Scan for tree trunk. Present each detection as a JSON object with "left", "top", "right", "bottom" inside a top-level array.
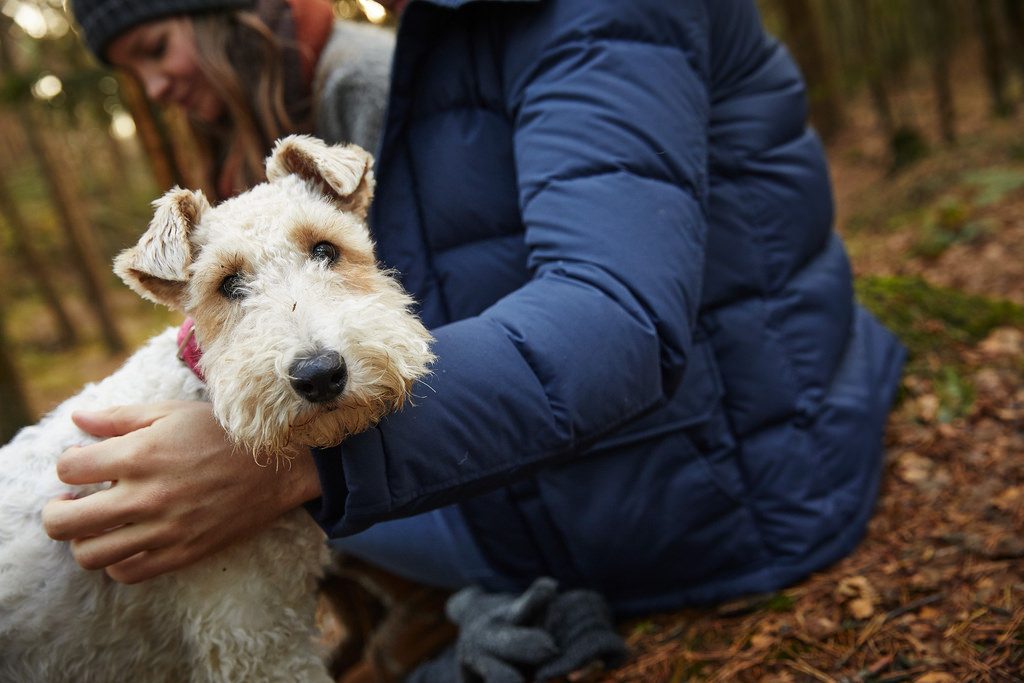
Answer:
[
  {"left": 116, "top": 73, "right": 183, "bottom": 192},
  {"left": 86, "top": 101, "right": 134, "bottom": 195},
  {"left": 0, "top": 16, "right": 121, "bottom": 352},
  {"left": 850, "top": 0, "right": 895, "bottom": 138},
  {"left": 0, "top": 167, "right": 78, "bottom": 347},
  {"left": 775, "top": 0, "right": 845, "bottom": 141},
  {"left": 0, "top": 307, "right": 33, "bottom": 443},
  {"left": 1001, "top": 0, "right": 1024, "bottom": 85},
  {"left": 164, "top": 109, "right": 218, "bottom": 200},
  {"left": 19, "top": 111, "right": 126, "bottom": 354},
  {"left": 927, "top": 0, "right": 957, "bottom": 143},
  {"left": 819, "top": 3, "right": 856, "bottom": 81},
  {"left": 0, "top": 112, "right": 26, "bottom": 161},
  {"left": 976, "top": 0, "right": 1015, "bottom": 117}
]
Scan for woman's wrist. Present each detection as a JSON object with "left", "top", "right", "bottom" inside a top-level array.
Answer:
[{"left": 283, "top": 445, "right": 323, "bottom": 506}]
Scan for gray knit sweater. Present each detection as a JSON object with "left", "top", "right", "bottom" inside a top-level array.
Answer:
[{"left": 313, "top": 21, "right": 395, "bottom": 154}]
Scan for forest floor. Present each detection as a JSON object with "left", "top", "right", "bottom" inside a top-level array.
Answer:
[{"left": 598, "top": 68, "right": 1024, "bottom": 683}]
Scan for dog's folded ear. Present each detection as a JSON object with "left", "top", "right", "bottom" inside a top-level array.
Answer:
[
  {"left": 265, "top": 135, "right": 375, "bottom": 219},
  {"left": 114, "top": 187, "right": 209, "bottom": 310}
]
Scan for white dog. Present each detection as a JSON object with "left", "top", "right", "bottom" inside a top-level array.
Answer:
[{"left": 0, "top": 135, "right": 433, "bottom": 682}]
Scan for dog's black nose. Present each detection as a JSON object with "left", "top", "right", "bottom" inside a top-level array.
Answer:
[{"left": 289, "top": 351, "right": 347, "bottom": 403}]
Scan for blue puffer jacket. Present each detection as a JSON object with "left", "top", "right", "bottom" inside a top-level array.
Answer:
[{"left": 310, "top": 0, "right": 905, "bottom": 615}]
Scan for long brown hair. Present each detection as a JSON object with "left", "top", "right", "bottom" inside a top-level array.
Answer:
[{"left": 189, "top": 8, "right": 311, "bottom": 197}]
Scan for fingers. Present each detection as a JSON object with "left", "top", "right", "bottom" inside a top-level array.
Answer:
[
  {"left": 104, "top": 544, "right": 210, "bottom": 584},
  {"left": 42, "top": 489, "right": 146, "bottom": 541},
  {"left": 55, "top": 443, "right": 129, "bottom": 486},
  {"left": 71, "top": 404, "right": 167, "bottom": 439},
  {"left": 45, "top": 492, "right": 193, "bottom": 583},
  {"left": 484, "top": 626, "right": 557, "bottom": 663},
  {"left": 69, "top": 523, "right": 168, "bottom": 572},
  {"left": 57, "top": 402, "right": 191, "bottom": 485}
]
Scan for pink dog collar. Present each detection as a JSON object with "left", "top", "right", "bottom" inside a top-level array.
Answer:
[{"left": 176, "top": 317, "right": 205, "bottom": 382}]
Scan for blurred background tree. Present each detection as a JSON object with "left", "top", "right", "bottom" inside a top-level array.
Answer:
[
  {"left": 0, "top": 298, "right": 31, "bottom": 442},
  {"left": 2, "top": 0, "right": 1024, "bottom": 435}
]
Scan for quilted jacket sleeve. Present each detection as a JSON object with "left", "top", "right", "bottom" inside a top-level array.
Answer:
[{"left": 308, "top": 0, "right": 712, "bottom": 536}]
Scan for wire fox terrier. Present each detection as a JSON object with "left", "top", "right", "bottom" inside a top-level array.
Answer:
[{"left": 0, "top": 135, "right": 433, "bottom": 682}]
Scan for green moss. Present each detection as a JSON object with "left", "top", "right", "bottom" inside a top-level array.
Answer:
[
  {"left": 910, "top": 217, "right": 994, "bottom": 260},
  {"left": 628, "top": 620, "right": 657, "bottom": 637},
  {"left": 962, "top": 167, "right": 1024, "bottom": 206},
  {"left": 856, "top": 276, "right": 1024, "bottom": 359},
  {"left": 764, "top": 592, "right": 796, "bottom": 613},
  {"left": 856, "top": 276, "right": 1024, "bottom": 417},
  {"left": 936, "top": 365, "right": 975, "bottom": 423},
  {"left": 889, "top": 194, "right": 993, "bottom": 261}
]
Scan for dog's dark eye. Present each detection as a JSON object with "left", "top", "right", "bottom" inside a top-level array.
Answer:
[
  {"left": 310, "top": 241, "right": 339, "bottom": 266},
  {"left": 219, "top": 273, "right": 246, "bottom": 300}
]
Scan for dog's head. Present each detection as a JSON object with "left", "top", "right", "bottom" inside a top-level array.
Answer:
[{"left": 115, "top": 135, "right": 434, "bottom": 453}]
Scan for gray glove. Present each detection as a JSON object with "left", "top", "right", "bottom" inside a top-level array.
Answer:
[
  {"left": 446, "top": 577, "right": 560, "bottom": 683},
  {"left": 404, "top": 578, "right": 627, "bottom": 683},
  {"left": 534, "top": 589, "right": 628, "bottom": 681}
]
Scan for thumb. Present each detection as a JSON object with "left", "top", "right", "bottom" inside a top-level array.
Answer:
[
  {"left": 501, "top": 577, "right": 558, "bottom": 624},
  {"left": 71, "top": 404, "right": 165, "bottom": 438}
]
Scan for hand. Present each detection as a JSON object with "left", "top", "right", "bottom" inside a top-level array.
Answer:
[
  {"left": 533, "top": 589, "right": 627, "bottom": 681},
  {"left": 41, "top": 401, "right": 322, "bottom": 584},
  {"left": 446, "top": 578, "right": 559, "bottom": 683}
]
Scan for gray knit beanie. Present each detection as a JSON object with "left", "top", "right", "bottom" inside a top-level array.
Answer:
[{"left": 69, "top": 0, "right": 256, "bottom": 61}]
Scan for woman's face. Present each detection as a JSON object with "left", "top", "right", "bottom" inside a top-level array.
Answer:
[{"left": 106, "top": 17, "right": 224, "bottom": 123}]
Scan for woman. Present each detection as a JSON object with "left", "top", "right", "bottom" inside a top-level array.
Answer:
[
  {"left": 54, "top": 0, "right": 903, "bottom": 650},
  {"left": 74, "top": 0, "right": 393, "bottom": 198}
]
